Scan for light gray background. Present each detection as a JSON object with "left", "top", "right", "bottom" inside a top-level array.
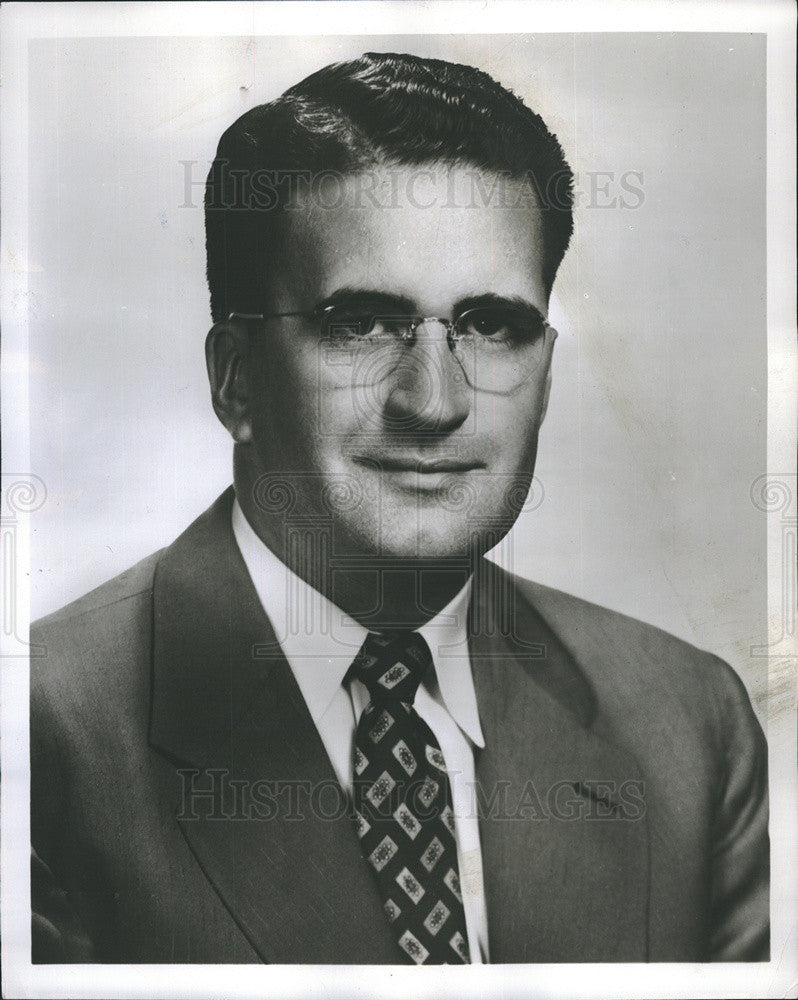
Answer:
[{"left": 28, "top": 33, "right": 766, "bottom": 708}]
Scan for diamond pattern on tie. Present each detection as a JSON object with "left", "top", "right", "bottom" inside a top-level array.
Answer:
[{"left": 350, "top": 631, "right": 471, "bottom": 965}]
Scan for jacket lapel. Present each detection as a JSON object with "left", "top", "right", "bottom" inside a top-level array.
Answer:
[
  {"left": 148, "top": 488, "right": 399, "bottom": 964},
  {"left": 469, "top": 560, "right": 650, "bottom": 962}
]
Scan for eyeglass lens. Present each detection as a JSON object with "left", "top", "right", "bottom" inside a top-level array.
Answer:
[{"left": 320, "top": 306, "right": 546, "bottom": 392}]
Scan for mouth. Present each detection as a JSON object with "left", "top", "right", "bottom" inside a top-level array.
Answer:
[
  {"left": 354, "top": 456, "right": 484, "bottom": 473},
  {"left": 352, "top": 455, "right": 485, "bottom": 491}
]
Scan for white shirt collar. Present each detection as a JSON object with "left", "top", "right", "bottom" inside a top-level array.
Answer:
[{"left": 231, "top": 497, "right": 484, "bottom": 748}]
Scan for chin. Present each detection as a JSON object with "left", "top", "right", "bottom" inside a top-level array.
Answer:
[{"left": 355, "top": 515, "right": 501, "bottom": 565}]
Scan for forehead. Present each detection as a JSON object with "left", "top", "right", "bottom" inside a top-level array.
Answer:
[{"left": 272, "top": 164, "right": 547, "bottom": 311}]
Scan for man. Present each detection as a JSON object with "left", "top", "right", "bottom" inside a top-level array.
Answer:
[{"left": 31, "top": 51, "right": 769, "bottom": 964}]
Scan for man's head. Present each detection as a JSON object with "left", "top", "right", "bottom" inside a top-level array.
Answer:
[
  {"left": 205, "top": 52, "right": 573, "bottom": 321},
  {"left": 204, "top": 52, "right": 573, "bottom": 605}
]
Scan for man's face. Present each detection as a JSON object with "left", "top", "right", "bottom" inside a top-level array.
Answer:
[{"left": 242, "top": 164, "right": 555, "bottom": 564}]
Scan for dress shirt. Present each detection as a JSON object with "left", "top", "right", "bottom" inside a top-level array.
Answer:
[{"left": 231, "top": 498, "right": 489, "bottom": 962}]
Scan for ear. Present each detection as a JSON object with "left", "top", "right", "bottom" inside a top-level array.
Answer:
[
  {"left": 205, "top": 318, "right": 254, "bottom": 444},
  {"left": 539, "top": 326, "right": 557, "bottom": 424}
]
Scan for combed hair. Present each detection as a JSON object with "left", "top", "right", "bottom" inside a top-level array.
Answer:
[{"left": 205, "top": 52, "right": 574, "bottom": 322}]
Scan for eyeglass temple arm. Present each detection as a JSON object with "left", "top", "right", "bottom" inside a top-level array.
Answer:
[{"left": 227, "top": 307, "right": 333, "bottom": 323}]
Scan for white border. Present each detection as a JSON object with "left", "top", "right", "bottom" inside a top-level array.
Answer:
[{"left": 2, "top": 3, "right": 796, "bottom": 998}]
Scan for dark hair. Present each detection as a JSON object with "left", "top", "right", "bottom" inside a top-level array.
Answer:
[{"left": 205, "top": 51, "right": 574, "bottom": 322}]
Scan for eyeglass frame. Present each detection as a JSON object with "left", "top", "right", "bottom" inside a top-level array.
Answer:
[
  {"left": 227, "top": 303, "right": 554, "bottom": 395},
  {"left": 227, "top": 303, "right": 552, "bottom": 346}
]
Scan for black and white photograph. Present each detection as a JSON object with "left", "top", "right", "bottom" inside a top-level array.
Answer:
[{"left": 1, "top": 3, "right": 795, "bottom": 998}]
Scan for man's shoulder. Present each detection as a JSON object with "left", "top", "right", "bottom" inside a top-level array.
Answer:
[
  {"left": 29, "top": 551, "right": 167, "bottom": 783},
  {"left": 30, "top": 550, "right": 164, "bottom": 719},
  {"left": 503, "top": 571, "right": 766, "bottom": 802},
  {"left": 506, "top": 571, "right": 755, "bottom": 715},
  {"left": 33, "top": 549, "right": 163, "bottom": 640},
  {"left": 33, "top": 488, "right": 236, "bottom": 645},
  {"left": 513, "top": 574, "right": 703, "bottom": 655},
  {"left": 30, "top": 489, "right": 236, "bottom": 720}
]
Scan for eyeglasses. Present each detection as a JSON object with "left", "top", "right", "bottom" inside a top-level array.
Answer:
[{"left": 229, "top": 302, "right": 552, "bottom": 393}]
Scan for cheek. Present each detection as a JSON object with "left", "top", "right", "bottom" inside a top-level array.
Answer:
[
  {"left": 248, "top": 351, "right": 313, "bottom": 458},
  {"left": 250, "top": 350, "right": 359, "bottom": 467},
  {"left": 473, "top": 389, "right": 545, "bottom": 464}
]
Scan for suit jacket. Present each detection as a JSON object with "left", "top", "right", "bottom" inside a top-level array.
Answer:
[{"left": 30, "top": 487, "right": 769, "bottom": 963}]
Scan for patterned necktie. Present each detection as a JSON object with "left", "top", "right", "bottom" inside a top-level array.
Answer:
[{"left": 350, "top": 630, "right": 471, "bottom": 965}]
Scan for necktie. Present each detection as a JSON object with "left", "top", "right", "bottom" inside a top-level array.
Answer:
[{"left": 350, "top": 631, "right": 471, "bottom": 965}]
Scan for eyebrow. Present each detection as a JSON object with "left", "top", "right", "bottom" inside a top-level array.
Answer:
[
  {"left": 314, "top": 287, "right": 546, "bottom": 321},
  {"left": 315, "top": 287, "right": 416, "bottom": 313},
  {"left": 451, "top": 292, "right": 546, "bottom": 321}
]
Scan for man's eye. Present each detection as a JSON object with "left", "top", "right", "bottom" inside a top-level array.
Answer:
[
  {"left": 369, "top": 317, "right": 409, "bottom": 338},
  {"left": 461, "top": 308, "right": 543, "bottom": 343},
  {"left": 325, "top": 313, "right": 374, "bottom": 339},
  {"left": 325, "top": 312, "right": 410, "bottom": 341},
  {"left": 466, "top": 310, "right": 507, "bottom": 338}
]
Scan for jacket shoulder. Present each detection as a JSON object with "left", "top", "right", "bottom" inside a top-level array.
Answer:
[
  {"left": 514, "top": 574, "right": 727, "bottom": 670},
  {"left": 30, "top": 551, "right": 163, "bottom": 732},
  {"left": 507, "top": 572, "right": 760, "bottom": 734},
  {"left": 32, "top": 551, "right": 162, "bottom": 636}
]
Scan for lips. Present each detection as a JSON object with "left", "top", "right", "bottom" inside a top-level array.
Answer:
[{"left": 354, "top": 456, "right": 483, "bottom": 474}]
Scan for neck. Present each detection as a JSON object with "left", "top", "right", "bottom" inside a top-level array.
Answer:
[{"left": 326, "top": 564, "right": 471, "bottom": 632}]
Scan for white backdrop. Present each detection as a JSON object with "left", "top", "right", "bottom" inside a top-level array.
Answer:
[{"left": 27, "top": 32, "right": 766, "bottom": 708}]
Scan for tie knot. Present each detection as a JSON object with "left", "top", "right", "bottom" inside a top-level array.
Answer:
[{"left": 351, "top": 631, "right": 432, "bottom": 705}]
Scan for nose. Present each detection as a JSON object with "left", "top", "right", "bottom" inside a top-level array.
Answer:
[{"left": 381, "top": 320, "right": 471, "bottom": 432}]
